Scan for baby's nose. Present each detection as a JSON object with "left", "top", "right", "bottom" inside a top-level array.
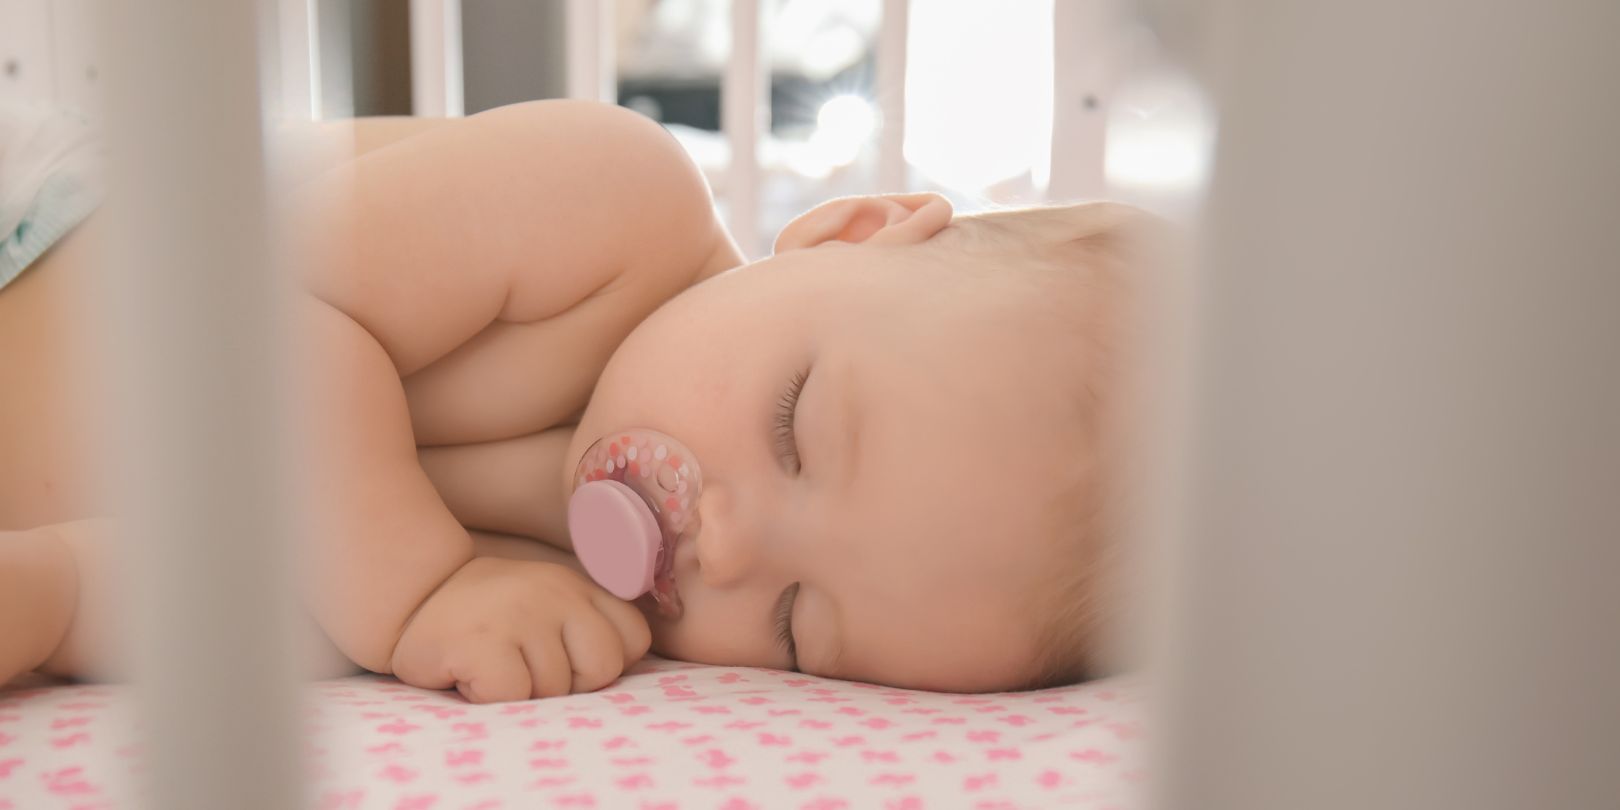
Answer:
[{"left": 691, "top": 483, "right": 760, "bottom": 588}]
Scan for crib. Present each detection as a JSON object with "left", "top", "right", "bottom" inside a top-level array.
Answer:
[{"left": 1, "top": 2, "right": 1615, "bottom": 809}]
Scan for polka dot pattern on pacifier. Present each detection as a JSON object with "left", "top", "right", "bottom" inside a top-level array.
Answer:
[{"left": 576, "top": 432, "right": 700, "bottom": 529}]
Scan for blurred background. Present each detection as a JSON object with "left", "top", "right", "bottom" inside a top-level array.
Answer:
[
  {"left": 5, "top": 3, "right": 1613, "bottom": 809},
  {"left": 0, "top": 0, "right": 1213, "bottom": 257}
]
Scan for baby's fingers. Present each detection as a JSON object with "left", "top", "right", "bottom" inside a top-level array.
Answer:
[
  {"left": 562, "top": 606, "right": 631, "bottom": 694},
  {"left": 520, "top": 632, "right": 573, "bottom": 699},
  {"left": 589, "top": 591, "right": 653, "bottom": 663},
  {"left": 450, "top": 641, "right": 531, "bottom": 704}
]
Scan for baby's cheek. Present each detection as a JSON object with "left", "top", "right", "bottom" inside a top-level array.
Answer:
[
  {"left": 646, "top": 612, "right": 701, "bottom": 661},
  {"left": 644, "top": 612, "right": 675, "bottom": 657},
  {"left": 644, "top": 605, "right": 778, "bottom": 669},
  {"left": 641, "top": 603, "right": 703, "bottom": 663}
]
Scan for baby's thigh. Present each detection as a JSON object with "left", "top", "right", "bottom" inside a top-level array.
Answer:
[{"left": 0, "top": 224, "right": 107, "bottom": 529}]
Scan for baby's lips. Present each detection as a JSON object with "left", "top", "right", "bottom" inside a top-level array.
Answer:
[{"left": 568, "top": 479, "right": 660, "bottom": 600}]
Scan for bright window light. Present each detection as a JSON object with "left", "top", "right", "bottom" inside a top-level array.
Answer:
[
  {"left": 785, "top": 94, "right": 878, "bottom": 179},
  {"left": 814, "top": 95, "right": 875, "bottom": 155},
  {"left": 1104, "top": 71, "right": 1216, "bottom": 195},
  {"left": 903, "top": 1, "right": 1055, "bottom": 194}
]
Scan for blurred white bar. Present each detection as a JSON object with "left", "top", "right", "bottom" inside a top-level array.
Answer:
[
  {"left": 314, "top": 0, "right": 354, "bottom": 120},
  {"left": 411, "top": 0, "right": 465, "bottom": 116},
  {"left": 1158, "top": 2, "right": 1620, "bottom": 809},
  {"left": 48, "top": 0, "right": 101, "bottom": 120},
  {"left": 0, "top": 0, "right": 54, "bottom": 105},
  {"left": 97, "top": 1, "right": 301, "bottom": 809},
  {"left": 722, "top": 0, "right": 767, "bottom": 259},
  {"left": 875, "top": 0, "right": 908, "bottom": 193},
  {"left": 1048, "top": 0, "right": 1117, "bottom": 200},
  {"left": 276, "top": 0, "right": 321, "bottom": 120},
  {"left": 565, "top": 0, "right": 617, "bottom": 103}
]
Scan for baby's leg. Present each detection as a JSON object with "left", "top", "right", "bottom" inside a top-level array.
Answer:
[
  {"left": 1, "top": 519, "right": 360, "bottom": 685},
  {"left": 0, "top": 522, "right": 83, "bottom": 686}
]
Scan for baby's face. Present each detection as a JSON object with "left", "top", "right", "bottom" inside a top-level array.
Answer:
[{"left": 567, "top": 240, "right": 1077, "bottom": 692}]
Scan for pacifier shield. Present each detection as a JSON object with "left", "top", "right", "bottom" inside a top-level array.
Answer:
[{"left": 568, "top": 479, "right": 661, "bottom": 600}]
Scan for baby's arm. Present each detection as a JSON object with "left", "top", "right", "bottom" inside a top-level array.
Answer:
[{"left": 294, "top": 101, "right": 724, "bottom": 682}]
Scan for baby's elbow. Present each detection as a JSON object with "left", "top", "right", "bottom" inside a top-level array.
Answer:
[
  {"left": 497, "top": 99, "right": 713, "bottom": 211},
  {"left": 538, "top": 102, "right": 722, "bottom": 280},
  {"left": 484, "top": 99, "right": 725, "bottom": 291}
]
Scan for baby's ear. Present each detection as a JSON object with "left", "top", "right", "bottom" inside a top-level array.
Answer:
[{"left": 774, "top": 192, "right": 953, "bottom": 253}]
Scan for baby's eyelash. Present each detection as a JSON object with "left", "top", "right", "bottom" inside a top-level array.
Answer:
[
  {"left": 774, "top": 582, "right": 800, "bottom": 661},
  {"left": 773, "top": 369, "right": 809, "bottom": 473}
]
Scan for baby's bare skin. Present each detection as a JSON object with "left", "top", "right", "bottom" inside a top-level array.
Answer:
[
  {"left": 3, "top": 102, "right": 1129, "bottom": 699},
  {"left": 0, "top": 101, "right": 743, "bottom": 699}
]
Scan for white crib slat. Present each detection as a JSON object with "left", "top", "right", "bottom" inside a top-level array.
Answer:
[
  {"left": 276, "top": 0, "right": 321, "bottom": 120},
  {"left": 566, "top": 0, "right": 617, "bottom": 103},
  {"left": 97, "top": 1, "right": 301, "bottom": 807},
  {"left": 876, "top": 0, "right": 909, "bottom": 193},
  {"left": 313, "top": 0, "right": 356, "bottom": 119},
  {"left": 0, "top": 0, "right": 57, "bottom": 106},
  {"left": 410, "top": 0, "right": 464, "bottom": 116},
  {"left": 47, "top": 0, "right": 100, "bottom": 119},
  {"left": 1161, "top": 3, "right": 1620, "bottom": 809},
  {"left": 722, "top": 0, "right": 768, "bottom": 260},
  {"left": 1048, "top": 0, "right": 1117, "bottom": 201}
]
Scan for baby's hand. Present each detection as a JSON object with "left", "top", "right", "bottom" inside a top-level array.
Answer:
[{"left": 390, "top": 557, "right": 651, "bottom": 703}]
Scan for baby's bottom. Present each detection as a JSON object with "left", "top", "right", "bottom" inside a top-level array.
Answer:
[
  {"left": 1, "top": 520, "right": 350, "bottom": 686},
  {"left": 0, "top": 521, "right": 582, "bottom": 688},
  {"left": 0, "top": 521, "right": 94, "bottom": 685}
]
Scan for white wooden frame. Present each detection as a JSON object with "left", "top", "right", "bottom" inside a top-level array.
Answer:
[
  {"left": 410, "top": 0, "right": 465, "bottom": 116},
  {"left": 875, "top": 0, "right": 910, "bottom": 194},
  {"left": 720, "top": 0, "right": 768, "bottom": 259},
  {"left": 276, "top": 0, "right": 322, "bottom": 120},
  {"left": 1048, "top": 0, "right": 1117, "bottom": 201},
  {"left": 565, "top": 0, "right": 616, "bottom": 104}
]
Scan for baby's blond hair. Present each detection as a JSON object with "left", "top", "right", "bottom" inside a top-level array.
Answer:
[{"left": 928, "top": 202, "right": 1164, "bottom": 690}]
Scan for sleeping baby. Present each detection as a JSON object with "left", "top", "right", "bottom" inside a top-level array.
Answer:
[{"left": 0, "top": 100, "right": 1157, "bottom": 701}]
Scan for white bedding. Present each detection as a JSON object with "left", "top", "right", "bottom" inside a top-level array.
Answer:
[{"left": 0, "top": 657, "right": 1142, "bottom": 809}]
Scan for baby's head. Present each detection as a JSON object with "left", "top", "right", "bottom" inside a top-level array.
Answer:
[{"left": 567, "top": 194, "right": 1156, "bottom": 692}]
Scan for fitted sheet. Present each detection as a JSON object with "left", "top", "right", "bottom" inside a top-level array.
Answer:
[{"left": 0, "top": 657, "right": 1142, "bottom": 809}]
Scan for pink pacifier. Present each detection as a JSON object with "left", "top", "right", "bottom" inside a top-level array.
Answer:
[{"left": 567, "top": 429, "right": 702, "bottom": 618}]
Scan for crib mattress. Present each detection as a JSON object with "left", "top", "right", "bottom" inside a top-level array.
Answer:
[{"left": 0, "top": 658, "right": 1141, "bottom": 809}]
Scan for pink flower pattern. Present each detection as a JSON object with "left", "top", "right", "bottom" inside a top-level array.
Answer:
[{"left": 0, "top": 659, "right": 1140, "bottom": 808}]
